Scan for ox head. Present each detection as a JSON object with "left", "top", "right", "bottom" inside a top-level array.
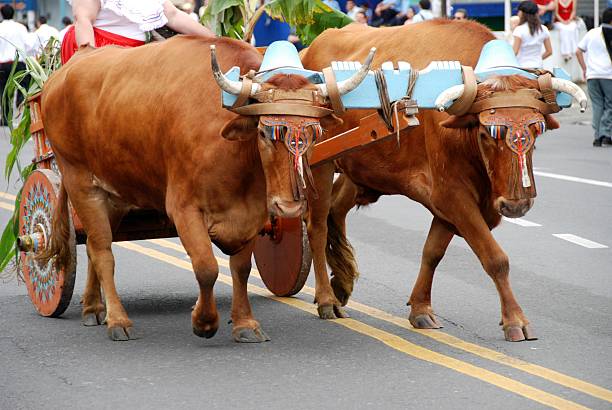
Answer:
[
  {"left": 436, "top": 74, "right": 586, "bottom": 218},
  {"left": 211, "top": 45, "right": 375, "bottom": 218}
]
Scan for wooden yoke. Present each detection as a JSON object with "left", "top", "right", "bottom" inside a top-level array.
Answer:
[{"left": 310, "top": 100, "right": 417, "bottom": 166}]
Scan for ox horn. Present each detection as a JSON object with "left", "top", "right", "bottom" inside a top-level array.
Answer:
[
  {"left": 550, "top": 78, "right": 588, "bottom": 113},
  {"left": 435, "top": 85, "right": 465, "bottom": 112},
  {"left": 316, "top": 47, "right": 377, "bottom": 97},
  {"left": 210, "top": 45, "right": 261, "bottom": 96}
]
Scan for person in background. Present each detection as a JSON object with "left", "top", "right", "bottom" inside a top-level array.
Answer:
[
  {"left": 402, "top": 7, "right": 416, "bottom": 24},
  {"left": 34, "top": 16, "right": 61, "bottom": 52},
  {"left": 453, "top": 8, "right": 468, "bottom": 20},
  {"left": 180, "top": 2, "right": 199, "bottom": 22},
  {"left": 63, "top": 0, "right": 215, "bottom": 63},
  {"left": 0, "top": 4, "right": 34, "bottom": 124},
  {"left": 59, "top": 16, "right": 73, "bottom": 42},
  {"left": 390, "top": 0, "right": 413, "bottom": 25},
  {"left": 345, "top": 0, "right": 364, "bottom": 20},
  {"left": 534, "top": 0, "right": 555, "bottom": 27},
  {"left": 354, "top": 10, "right": 369, "bottom": 25},
  {"left": 512, "top": 0, "right": 552, "bottom": 68},
  {"left": 510, "top": 14, "right": 521, "bottom": 31},
  {"left": 576, "top": 8, "right": 612, "bottom": 147},
  {"left": 371, "top": 0, "right": 400, "bottom": 26},
  {"left": 554, "top": 0, "right": 578, "bottom": 62},
  {"left": 413, "top": 0, "right": 434, "bottom": 23}
]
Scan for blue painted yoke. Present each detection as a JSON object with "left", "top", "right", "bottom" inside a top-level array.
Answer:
[{"left": 221, "top": 40, "right": 572, "bottom": 112}]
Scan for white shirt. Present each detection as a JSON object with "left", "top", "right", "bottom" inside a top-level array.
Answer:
[
  {"left": 412, "top": 9, "right": 433, "bottom": 23},
  {"left": 59, "top": 25, "right": 72, "bottom": 42},
  {"left": 0, "top": 19, "right": 34, "bottom": 62},
  {"left": 513, "top": 23, "right": 550, "bottom": 68},
  {"left": 577, "top": 27, "right": 612, "bottom": 80},
  {"left": 33, "top": 23, "right": 61, "bottom": 52},
  {"left": 66, "top": 0, "right": 167, "bottom": 41}
]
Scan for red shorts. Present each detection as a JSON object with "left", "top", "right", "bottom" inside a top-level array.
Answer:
[{"left": 61, "top": 26, "right": 145, "bottom": 64}]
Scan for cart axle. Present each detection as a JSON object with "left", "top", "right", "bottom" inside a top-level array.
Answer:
[{"left": 17, "top": 224, "right": 47, "bottom": 253}]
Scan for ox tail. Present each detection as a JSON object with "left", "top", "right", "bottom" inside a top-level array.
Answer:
[
  {"left": 37, "top": 182, "right": 73, "bottom": 272},
  {"left": 325, "top": 211, "right": 360, "bottom": 307}
]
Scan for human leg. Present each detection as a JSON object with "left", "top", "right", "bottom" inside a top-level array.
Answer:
[
  {"left": 597, "top": 78, "right": 612, "bottom": 142},
  {"left": 587, "top": 79, "right": 604, "bottom": 145}
]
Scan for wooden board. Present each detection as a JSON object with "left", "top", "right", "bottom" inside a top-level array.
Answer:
[{"left": 254, "top": 217, "right": 311, "bottom": 296}]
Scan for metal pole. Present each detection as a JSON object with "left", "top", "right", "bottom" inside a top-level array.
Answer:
[
  {"left": 594, "top": 0, "right": 599, "bottom": 27},
  {"left": 504, "top": 0, "right": 511, "bottom": 34}
]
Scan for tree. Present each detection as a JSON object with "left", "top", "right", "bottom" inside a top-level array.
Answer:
[{"left": 201, "top": 0, "right": 353, "bottom": 45}]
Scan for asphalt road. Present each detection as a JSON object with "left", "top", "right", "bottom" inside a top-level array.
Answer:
[{"left": 0, "top": 105, "right": 610, "bottom": 410}]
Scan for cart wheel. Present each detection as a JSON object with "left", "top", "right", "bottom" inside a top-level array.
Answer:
[
  {"left": 19, "top": 169, "right": 76, "bottom": 317},
  {"left": 254, "top": 217, "right": 311, "bottom": 297}
]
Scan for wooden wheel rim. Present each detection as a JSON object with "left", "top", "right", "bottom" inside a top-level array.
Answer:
[
  {"left": 19, "top": 170, "right": 76, "bottom": 317},
  {"left": 254, "top": 217, "right": 311, "bottom": 297}
]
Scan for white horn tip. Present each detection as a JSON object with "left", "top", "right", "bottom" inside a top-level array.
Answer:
[{"left": 579, "top": 100, "right": 587, "bottom": 112}]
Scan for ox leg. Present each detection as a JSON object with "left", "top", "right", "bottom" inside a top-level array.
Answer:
[
  {"left": 327, "top": 174, "right": 360, "bottom": 307},
  {"left": 82, "top": 207, "right": 125, "bottom": 327},
  {"left": 170, "top": 207, "right": 220, "bottom": 339},
  {"left": 60, "top": 171, "right": 133, "bottom": 341},
  {"left": 307, "top": 164, "right": 348, "bottom": 320},
  {"left": 81, "top": 260, "right": 105, "bottom": 326},
  {"left": 230, "top": 240, "right": 270, "bottom": 343},
  {"left": 456, "top": 214, "right": 534, "bottom": 342},
  {"left": 408, "top": 217, "right": 453, "bottom": 329}
]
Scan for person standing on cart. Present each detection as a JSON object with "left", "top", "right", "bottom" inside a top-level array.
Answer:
[{"left": 62, "top": 0, "right": 215, "bottom": 63}]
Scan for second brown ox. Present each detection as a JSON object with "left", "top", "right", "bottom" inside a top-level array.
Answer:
[{"left": 300, "top": 20, "right": 584, "bottom": 341}]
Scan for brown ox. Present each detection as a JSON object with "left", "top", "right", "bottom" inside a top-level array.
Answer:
[
  {"left": 300, "top": 21, "right": 570, "bottom": 341},
  {"left": 40, "top": 36, "right": 341, "bottom": 342}
]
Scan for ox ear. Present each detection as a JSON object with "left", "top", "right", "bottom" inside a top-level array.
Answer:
[
  {"left": 544, "top": 114, "right": 560, "bottom": 131},
  {"left": 439, "top": 114, "right": 479, "bottom": 129},
  {"left": 221, "top": 116, "right": 259, "bottom": 141}
]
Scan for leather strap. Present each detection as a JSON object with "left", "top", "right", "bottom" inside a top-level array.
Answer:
[
  {"left": 232, "top": 103, "right": 333, "bottom": 117},
  {"left": 447, "top": 66, "right": 477, "bottom": 116},
  {"left": 537, "top": 73, "right": 560, "bottom": 113},
  {"left": 232, "top": 75, "right": 253, "bottom": 109},
  {"left": 469, "top": 90, "right": 557, "bottom": 114},
  {"left": 251, "top": 89, "right": 324, "bottom": 104},
  {"left": 322, "top": 67, "right": 345, "bottom": 115}
]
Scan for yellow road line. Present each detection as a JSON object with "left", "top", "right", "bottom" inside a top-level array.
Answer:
[
  {"left": 149, "top": 238, "right": 612, "bottom": 404},
  {"left": 0, "top": 192, "right": 16, "bottom": 201},
  {"left": 1, "top": 199, "right": 609, "bottom": 403},
  {"left": 0, "top": 201, "right": 14, "bottom": 211},
  {"left": 118, "top": 240, "right": 588, "bottom": 410}
]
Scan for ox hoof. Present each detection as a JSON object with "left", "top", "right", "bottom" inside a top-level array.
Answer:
[
  {"left": 333, "top": 305, "right": 350, "bottom": 319},
  {"left": 409, "top": 314, "right": 443, "bottom": 329},
  {"left": 108, "top": 326, "right": 134, "bottom": 341},
  {"left": 193, "top": 325, "right": 218, "bottom": 339},
  {"left": 330, "top": 277, "right": 351, "bottom": 306},
  {"left": 82, "top": 311, "right": 106, "bottom": 327},
  {"left": 504, "top": 325, "right": 537, "bottom": 342},
  {"left": 232, "top": 327, "right": 270, "bottom": 343},
  {"left": 317, "top": 304, "right": 336, "bottom": 320},
  {"left": 318, "top": 304, "right": 350, "bottom": 319}
]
